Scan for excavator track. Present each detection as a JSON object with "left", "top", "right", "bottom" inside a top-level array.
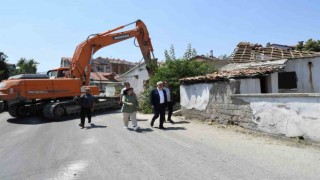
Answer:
[
  {"left": 5, "top": 96, "right": 120, "bottom": 120},
  {"left": 43, "top": 102, "right": 66, "bottom": 120},
  {"left": 8, "top": 104, "right": 32, "bottom": 118},
  {"left": 8, "top": 104, "right": 20, "bottom": 118}
]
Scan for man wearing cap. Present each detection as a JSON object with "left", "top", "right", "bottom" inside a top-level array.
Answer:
[
  {"left": 150, "top": 81, "right": 167, "bottom": 129},
  {"left": 78, "top": 87, "right": 94, "bottom": 128}
]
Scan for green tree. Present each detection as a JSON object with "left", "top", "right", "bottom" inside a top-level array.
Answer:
[
  {"left": 149, "top": 59, "right": 213, "bottom": 103},
  {"left": 183, "top": 43, "right": 197, "bottom": 60},
  {"left": 140, "top": 59, "right": 214, "bottom": 113},
  {"left": 16, "top": 58, "right": 39, "bottom": 74},
  {"left": 0, "top": 52, "right": 10, "bottom": 81},
  {"left": 295, "top": 39, "right": 320, "bottom": 52},
  {"left": 139, "top": 44, "right": 215, "bottom": 113},
  {"left": 138, "top": 89, "right": 153, "bottom": 114},
  {"left": 295, "top": 41, "right": 304, "bottom": 51},
  {"left": 157, "top": 44, "right": 213, "bottom": 101},
  {"left": 164, "top": 44, "right": 176, "bottom": 61},
  {"left": 303, "top": 39, "right": 320, "bottom": 52}
]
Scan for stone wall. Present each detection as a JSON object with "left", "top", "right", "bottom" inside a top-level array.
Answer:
[{"left": 180, "top": 80, "right": 255, "bottom": 129}]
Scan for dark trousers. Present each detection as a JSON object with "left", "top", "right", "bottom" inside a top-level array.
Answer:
[
  {"left": 151, "top": 104, "right": 166, "bottom": 128},
  {"left": 167, "top": 101, "right": 173, "bottom": 120},
  {"left": 80, "top": 107, "right": 92, "bottom": 125}
]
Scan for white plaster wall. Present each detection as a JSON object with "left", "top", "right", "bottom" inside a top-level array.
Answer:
[
  {"left": 240, "top": 79, "right": 260, "bottom": 94},
  {"left": 270, "top": 73, "right": 278, "bottom": 93},
  {"left": 120, "top": 63, "right": 149, "bottom": 95},
  {"left": 285, "top": 57, "right": 320, "bottom": 93},
  {"left": 180, "top": 83, "right": 212, "bottom": 111},
  {"left": 240, "top": 96, "right": 320, "bottom": 142}
]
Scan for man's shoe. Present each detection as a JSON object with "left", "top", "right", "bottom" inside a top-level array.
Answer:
[
  {"left": 79, "top": 123, "right": 84, "bottom": 128},
  {"left": 150, "top": 121, "right": 154, "bottom": 127},
  {"left": 168, "top": 119, "right": 175, "bottom": 124},
  {"left": 134, "top": 126, "right": 140, "bottom": 131},
  {"left": 159, "top": 126, "right": 166, "bottom": 129}
]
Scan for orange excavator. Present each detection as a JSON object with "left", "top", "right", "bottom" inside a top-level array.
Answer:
[{"left": 0, "top": 19, "right": 157, "bottom": 119}]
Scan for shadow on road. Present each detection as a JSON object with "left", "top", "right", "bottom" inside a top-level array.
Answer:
[
  {"left": 137, "top": 118, "right": 148, "bottom": 121},
  {"left": 154, "top": 127, "right": 187, "bottom": 131},
  {"left": 85, "top": 123, "right": 107, "bottom": 129},
  {"left": 127, "top": 127, "right": 153, "bottom": 133},
  {"left": 7, "top": 117, "right": 58, "bottom": 125},
  {"left": 174, "top": 120, "right": 190, "bottom": 124},
  {"left": 6, "top": 110, "right": 121, "bottom": 125}
]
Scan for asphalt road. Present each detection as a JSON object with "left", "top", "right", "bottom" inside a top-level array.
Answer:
[{"left": 0, "top": 110, "right": 320, "bottom": 180}]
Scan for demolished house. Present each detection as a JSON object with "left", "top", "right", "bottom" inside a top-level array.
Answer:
[{"left": 180, "top": 42, "right": 320, "bottom": 142}]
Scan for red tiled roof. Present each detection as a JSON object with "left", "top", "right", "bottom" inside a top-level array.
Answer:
[
  {"left": 180, "top": 66, "right": 283, "bottom": 83},
  {"left": 90, "top": 72, "right": 118, "bottom": 82}
]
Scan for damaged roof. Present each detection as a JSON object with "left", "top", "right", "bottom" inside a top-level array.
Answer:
[
  {"left": 220, "top": 59, "right": 287, "bottom": 71},
  {"left": 180, "top": 65, "right": 284, "bottom": 83},
  {"left": 181, "top": 42, "right": 320, "bottom": 83},
  {"left": 230, "top": 42, "right": 320, "bottom": 62}
]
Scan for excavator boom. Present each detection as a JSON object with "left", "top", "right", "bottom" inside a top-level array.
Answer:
[{"left": 71, "top": 19, "right": 156, "bottom": 85}]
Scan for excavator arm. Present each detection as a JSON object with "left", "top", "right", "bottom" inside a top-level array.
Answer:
[{"left": 70, "top": 19, "right": 157, "bottom": 85}]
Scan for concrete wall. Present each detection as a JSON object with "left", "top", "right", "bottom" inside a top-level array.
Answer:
[
  {"left": 285, "top": 57, "right": 320, "bottom": 93},
  {"left": 270, "top": 73, "right": 278, "bottom": 93},
  {"left": 239, "top": 79, "right": 260, "bottom": 94},
  {"left": 233, "top": 94, "right": 320, "bottom": 142}
]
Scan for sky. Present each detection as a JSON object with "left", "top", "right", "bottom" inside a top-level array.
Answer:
[{"left": 1, "top": 0, "right": 320, "bottom": 72}]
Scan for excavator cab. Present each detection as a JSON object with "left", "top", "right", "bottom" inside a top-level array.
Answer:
[{"left": 47, "top": 67, "right": 70, "bottom": 79}]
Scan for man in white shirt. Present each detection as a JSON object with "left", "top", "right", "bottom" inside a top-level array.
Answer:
[{"left": 150, "top": 81, "right": 167, "bottom": 129}]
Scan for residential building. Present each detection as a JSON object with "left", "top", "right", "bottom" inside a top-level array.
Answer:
[
  {"left": 60, "top": 56, "right": 136, "bottom": 96},
  {"left": 119, "top": 62, "right": 149, "bottom": 96},
  {"left": 90, "top": 72, "right": 122, "bottom": 96},
  {"left": 180, "top": 42, "right": 320, "bottom": 142},
  {"left": 60, "top": 57, "right": 136, "bottom": 75}
]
